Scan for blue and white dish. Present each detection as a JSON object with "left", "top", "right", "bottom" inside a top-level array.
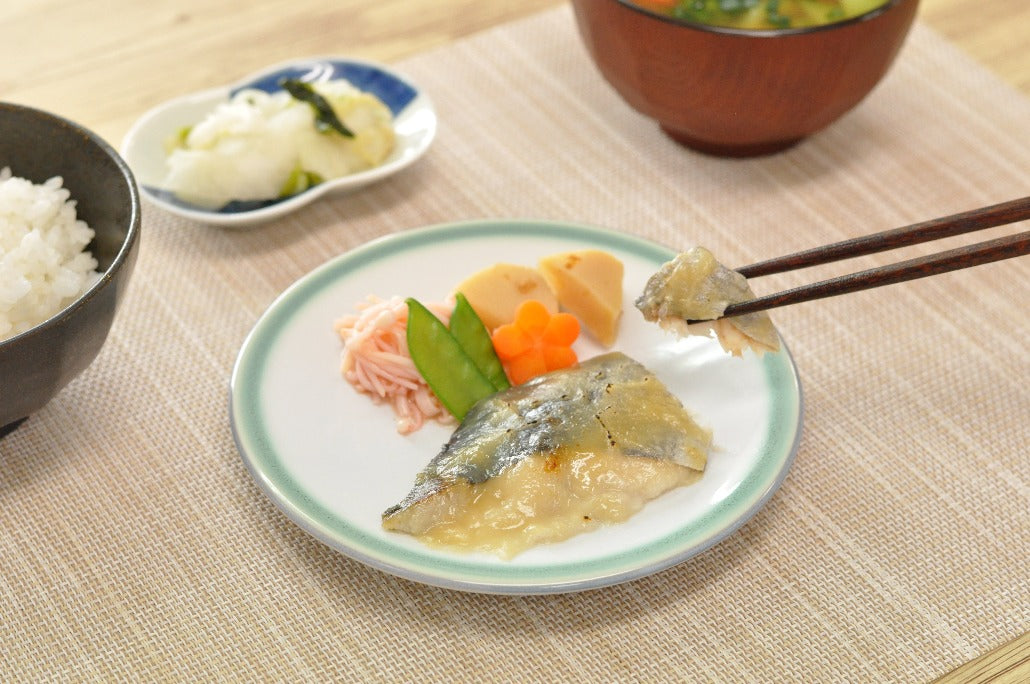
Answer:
[{"left": 121, "top": 57, "right": 436, "bottom": 228}]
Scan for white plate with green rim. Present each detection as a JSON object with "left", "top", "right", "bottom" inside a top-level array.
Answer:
[{"left": 229, "top": 220, "right": 803, "bottom": 594}]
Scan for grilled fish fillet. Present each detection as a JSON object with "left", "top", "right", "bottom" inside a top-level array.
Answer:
[
  {"left": 635, "top": 246, "right": 779, "bottom": 356},
  {"left": 382, "top": 352, "right": 710, "bottom": 558}
]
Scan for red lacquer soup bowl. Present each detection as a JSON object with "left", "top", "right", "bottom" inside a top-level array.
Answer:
[{"left": 570, "top": 0, "right": 920, "bottom": 156}]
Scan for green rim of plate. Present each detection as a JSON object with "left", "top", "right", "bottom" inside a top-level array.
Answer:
[{"left": 230, "top": 220, "right": 803, "bottom": 594}]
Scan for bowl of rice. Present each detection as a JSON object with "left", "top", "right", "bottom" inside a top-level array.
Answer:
[{"left": 0, "top": 103, "right": 141, "bottom": 436}]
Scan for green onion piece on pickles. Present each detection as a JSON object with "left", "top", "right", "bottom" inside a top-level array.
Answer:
[{"left": 278, "top": 78, "right": 355, "bottom": 137}]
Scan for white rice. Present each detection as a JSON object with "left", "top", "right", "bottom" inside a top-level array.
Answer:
[{"left": 0, "top": 167, "right": 99, "bottom": 342}]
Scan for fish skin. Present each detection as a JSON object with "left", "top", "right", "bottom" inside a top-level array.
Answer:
[{"left": 382, "top": 351, "right": 709, "bottom": 521}]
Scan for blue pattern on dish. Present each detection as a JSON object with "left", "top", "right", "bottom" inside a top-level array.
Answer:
[
  {"left": 142, "top": 187, "right": 282, "bottom": 214},
  {"left": 233, "top": 59, "right": 418, "bottom": 115}
]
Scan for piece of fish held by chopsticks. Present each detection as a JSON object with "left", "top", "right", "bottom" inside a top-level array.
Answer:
[
  {"left": 635, "top": 247, "right": 780, "bottom": 356},
  {"left": 382, "top": 352, "right": 711, "bottom": 558}
]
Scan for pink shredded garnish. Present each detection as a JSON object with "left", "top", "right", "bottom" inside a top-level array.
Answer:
[{"left": 334, "top": 295, "right": 455, "bottom": 435}]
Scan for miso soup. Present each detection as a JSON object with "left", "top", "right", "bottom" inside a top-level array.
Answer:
[{"left": 632, "top": 0, "right": 891, "bottom": 30}]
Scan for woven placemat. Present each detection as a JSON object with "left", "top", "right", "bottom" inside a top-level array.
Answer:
[{"left": 2, "top": 6, "right": 1027, "bottom": 681}]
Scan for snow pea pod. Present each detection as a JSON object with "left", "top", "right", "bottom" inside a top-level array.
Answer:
[
  {"left": 405, "top": 298, "right": 497, "bottom": 421},
  {"left": 449, "top": 293, "right": 510, "bottom": 392}
]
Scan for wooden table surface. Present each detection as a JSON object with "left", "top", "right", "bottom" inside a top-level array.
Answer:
[
  {"left": 4, "top": 1, "right": 1027, "bottom": 681},
  {"left": 3, "top": 0, "right": 1028, "bottom": 148}
]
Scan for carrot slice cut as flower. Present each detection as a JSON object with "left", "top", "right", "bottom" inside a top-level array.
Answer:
[{"left": 491, "top": 300, "right": 580, "bottom": 384}]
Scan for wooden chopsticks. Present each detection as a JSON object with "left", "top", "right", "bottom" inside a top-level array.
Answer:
[{"left": 719, "top": 196, "right": 1030, "bottom": 319}]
